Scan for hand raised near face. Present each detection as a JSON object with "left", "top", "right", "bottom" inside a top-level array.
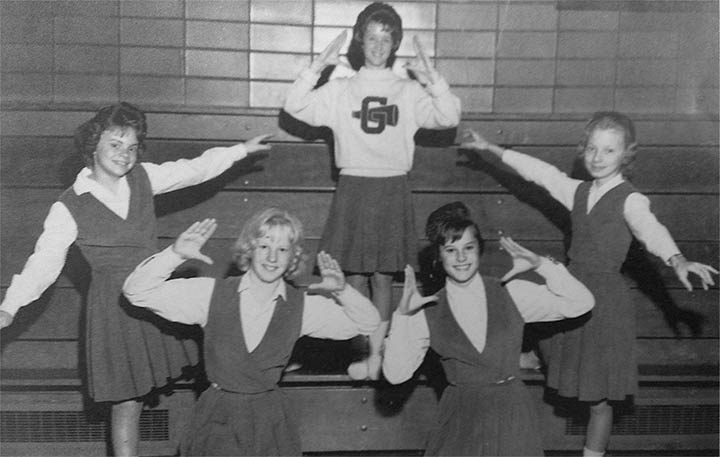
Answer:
[
  {"left": 499, "top": 236, "right": 542, "bottom": 282},
  {"left": 310, "top": 30, "right": 348, "bottom": 73},
  {"left": 172, "top": 218, "right": 217, "bottom": 264},
  {"left": 397, "top": 265, "right": 438, "bottom": 315},
  {"left": 404, "top": 36, "right": 440, "bottom": 86},
  {"left": 307, "top": 251, "right": 346, "bottom": 293}
]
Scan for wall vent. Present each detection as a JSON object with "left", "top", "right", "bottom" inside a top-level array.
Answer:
[
  {"left": 566, "top": 405, "right": 719, "bottom": 435},
  {"left": 0, "top": 410, "right": 169, "bottom": 442}
]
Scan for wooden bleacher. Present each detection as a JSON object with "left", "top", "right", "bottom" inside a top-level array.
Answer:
[{"left": 1, "top": 115, "right": 717, "bottom": 455}]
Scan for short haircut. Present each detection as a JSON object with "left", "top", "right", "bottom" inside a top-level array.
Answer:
[
  {"left": 425, "top": 201, "right": 471, "bottom": 241},
  {"left": 232, "top": 208, "right": 306, "bottom": 279},
  {"left": 347, "top": 2, "right": 403, "bottom": 71},
  {"left": 579, "top": 111, "right": 638, "bottom": 175},
  {"left": 74, "top": 102, "right": 147, "bottom": 167},
  {"left": 425, "top": 208, "right": 484, "bottom": 281}
]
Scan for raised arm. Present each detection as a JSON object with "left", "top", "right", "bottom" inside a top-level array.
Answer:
[
  {"left": 382, "top": 265, "right": 435, "bottom": 384},
  {"left": 408, "top": 36, "right": 461, "bottom": 129},
  {"left": 122, "top": 219, "right": 219, "bottom": 325},
  {"left": 500, "top": 237, "right": 595, "bottom": 322},
  {"left": 283, "top": 31, "right": 347, "bottom": 127},
  {"left": 144, "top": 134, "right": 272, "bottom": 195},
  {"left": 461, "top": 129, "right": 579, "bottom": 209},
  {"left": 0, "top": 202, "right": 77, "bottom": 328},
  {"left": 302, "top": 251, "right": 380, "bottom": 339}
]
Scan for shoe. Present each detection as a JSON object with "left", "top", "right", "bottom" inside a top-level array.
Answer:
[{"left": 519, "top": 350, "right": 542, "bottom": 370}]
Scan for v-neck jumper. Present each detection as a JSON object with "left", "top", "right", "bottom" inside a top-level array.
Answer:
[{"left": 58, "top": 166, "right": 198, "bottom": 402}]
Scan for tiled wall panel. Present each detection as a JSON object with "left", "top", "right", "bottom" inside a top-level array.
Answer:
[
  {"left": 54, "top": 74, "right": 118, "bottom": 103},
  {"left": 55, "top": 45, "right": 118, "bottom": 74},
  {"left": 1, "top": 74, "right": 54, "bottom": 103},
  {"left": 0, "top": 0, "right": 716, "bottom": 115},
  {"left": 1, "top": 45, "right": 54, "bottom": 73},
  {"left": 250, "top": 0, "right": 313, "bottom": 25},
  {"left": 121, "top": 19, "right": 184, "bottom": 47},
  {"left": 187, "top": 21, "right": 249, "bottom": 50},
  {"left": 121, "top": 76, "right": 185, "bottom": 106},
  {"left": 120, "top": 48, "right": 183, "bottom": 76},
  {"left": 119, "top": 0, "right": 184, "bottom": 18}
]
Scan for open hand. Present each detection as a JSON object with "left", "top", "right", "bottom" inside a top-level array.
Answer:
[
  {"left": 308, "top": 251, "right": 346, "bottom": 293},
  {"left": 397, "top": 265, "right": 437, "bottom": 315},
  {"left": 500, "top": 236, "right": 542, "bottom": 282},
  {"left": 172, "top": 219, "right": 217, "bottom": 264},
  {"left": 405, "top": 36, "right": 439, "bottom": 85},
  {"left": 310, "top": 30, "right": 348, "bottom": 73},
  {"left": 460, "top": 129, "right": 492, "bottom": 151},
  {"left": 672, "top": 256, "right": 718, "bottom": 291},
  {"left": 244, "top": 133, "right": 273, "bottom": 154},
  {"left": 0, "top": 310, "right": 14, "bottom": 329}
]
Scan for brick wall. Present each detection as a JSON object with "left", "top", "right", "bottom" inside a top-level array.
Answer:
[{"left": 1, "top": 0, "right": 717, "bottom": 115}]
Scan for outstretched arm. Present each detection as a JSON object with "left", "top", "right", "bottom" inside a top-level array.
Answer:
[
  {"left": 460, "top": 129, "right": 506, "bottom": 160},
  {"left": 0, "top": 202, "right": 77, "bottom": 329},
  {"left": 122, "top": 219, "right": 218, "bottom": 326},
  {"left": 145, "top": 133, "right": 273, "bottom": 195},
  {"left": 461, "top": 129, "right": 579, "bottom": 209},
  {"left": 622, "top": 193, "right": 719, "bottom": 292}
]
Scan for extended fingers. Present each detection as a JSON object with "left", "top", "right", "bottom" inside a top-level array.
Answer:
[
  {"left": 690, "top": 263, "right": 717, "bottom": 289},
  {"left": 331, "top": 30, "right": 348, "bottom": 53},
  {"left": 499, "top": 236, "right": 521, "bottom": 255},
  {"left": 317, "top": 251, "right": 341, "bottom": 273},
  {"left": 196, "top": 218, "right": 217, "bottom": 238},
  {"left": 320, "top": 30, "right": 347, "bottom": 62},
  {"left": 413, "top": 36, "right": 431, "bottom": 69}
]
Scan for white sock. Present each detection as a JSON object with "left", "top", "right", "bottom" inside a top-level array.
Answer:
[{"left": 583, "top": 446, "right": 605, "bottom": 457}]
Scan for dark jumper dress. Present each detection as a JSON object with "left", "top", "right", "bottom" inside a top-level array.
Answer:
[
  {"left": 59, "top": 166, "right": 198, "bottom": 402},
  {"left": 423, "top": 277, "right": 544, "bottom": 456},
  {"left": 181, "top": 277, "right": 305, "bottom": 456},
  {"left": 544, "top": 181, "right": 638, "bottom": 402}
]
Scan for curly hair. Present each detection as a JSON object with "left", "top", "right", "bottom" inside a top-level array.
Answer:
[
  {"left": 347, "top": 2, "right": 403, "bottom": 71},
  {"left": 579, "top": 111, "right": 638, "bottom": 177},
  {"left": 74, "top": 102, "right": 147, "bottom": 168},
  {"left": 232, "top": 208, "right": 306, "bottom": 279}
]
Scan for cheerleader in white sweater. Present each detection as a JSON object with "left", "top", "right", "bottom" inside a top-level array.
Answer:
[{"left": 284, "top": 2, "right": 461, "bottom": 380}]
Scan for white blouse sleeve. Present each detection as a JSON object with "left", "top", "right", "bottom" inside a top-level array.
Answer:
[
  {"left": 502, "top": 149, "right": 581, "bottom": 210},
  {"left": 0, "top": 202, "right": 77, "bottom": 317},
  {"left": 623, "top": 193, "right": 681, "bottom": 264},
  {"left": 506, "top": 258, "right": 595, "bottom": 323},
  {"left": 142, "top": 143, "right": 249, "bottom": 195},
  {"left": 382, "top": 310, "right": 431, "bottom": 385},
  {"left": 301, "top": 286, "right": 380, "bottom": 339},
  {"left": 122, "top": 246, "right": 213, "bottom": 326}
]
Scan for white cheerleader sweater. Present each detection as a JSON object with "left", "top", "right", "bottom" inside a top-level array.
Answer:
[{"left": 284, "top": 66, "right": 461, "bottom": 177}]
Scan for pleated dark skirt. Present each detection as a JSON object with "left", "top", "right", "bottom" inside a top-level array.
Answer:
[
  {"left": 544, "top": 268, "right": 638, "bottom": 402},
  {"left": 181, "top": 385, "right": 301, "bottom": 456},
  {"left": 320, "top": 174, "right": 417, "bottom": 273},
  {"left": 425, "top": 380, "right": 544, "bottom": 456}
]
